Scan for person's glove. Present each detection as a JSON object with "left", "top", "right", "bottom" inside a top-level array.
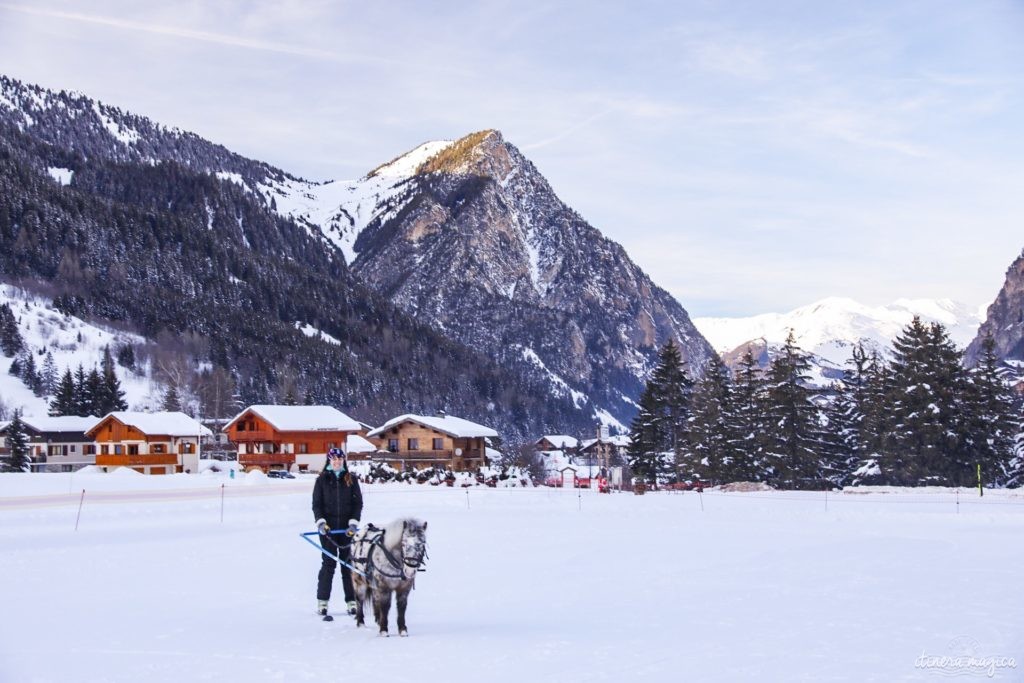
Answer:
[
  {"left": 316, "top": 519, "right": 330, "bottom": 536},
  {"left": 346, "top": 520, "right": 359, "bottom": 537}
]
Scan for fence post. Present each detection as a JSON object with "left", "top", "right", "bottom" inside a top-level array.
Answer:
[
  {"left": 698, "top": 489, "right": 704, "bottom": 512},
  {"left": 74, "top": 489, "right": 86, "bottom": 531},
  {"left": 466, "top": 489, "right": 470, "bottom": 509},
  {"left": 220, "top": 483, "right": 225, "bottom": 523}
]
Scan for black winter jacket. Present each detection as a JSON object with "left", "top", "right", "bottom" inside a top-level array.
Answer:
[{"left": 312, "top": 469, "right": 363, "bottom": 529}]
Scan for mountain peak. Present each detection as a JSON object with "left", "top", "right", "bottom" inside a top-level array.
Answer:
[{"left": 416, "top": 129, "right": 508, "bottom": 177}]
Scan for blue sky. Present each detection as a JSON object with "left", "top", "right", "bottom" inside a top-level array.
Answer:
[{"left": 1, "top": 1, "right": 1022, "bottom": 317}]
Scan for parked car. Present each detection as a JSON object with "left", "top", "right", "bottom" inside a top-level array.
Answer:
[{"left": 267, "top": 470, "right": 295, "bottom": 479}]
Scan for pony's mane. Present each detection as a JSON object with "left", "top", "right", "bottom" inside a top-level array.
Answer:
[{"left": 382, "top": 517, "right": 425, "bottom": 550}]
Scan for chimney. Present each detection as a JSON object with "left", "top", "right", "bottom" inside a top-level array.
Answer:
[{"left": 437, "top": 409, "right": 446, "bottom": 419}]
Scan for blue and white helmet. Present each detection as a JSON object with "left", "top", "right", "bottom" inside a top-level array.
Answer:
[{"left": 327, "top": 447, "right": 345, "bottom": 459}]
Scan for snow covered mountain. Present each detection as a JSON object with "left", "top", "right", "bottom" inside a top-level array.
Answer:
[
  {"left": 262, "top": 130, "right": 716, "bottom": 427},
  {"left": 0, "top": 75, "right": 715, "bottom": 432},
  {"left": 695, "top": 297, "right": 984, "bottom": 383}
]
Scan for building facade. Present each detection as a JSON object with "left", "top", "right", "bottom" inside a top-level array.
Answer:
[
  {"left": 223, "top": 405, "right": 362, "bottom": 472},
  {"left": 367, "top": 412, "right": 497, "bottom": 472}
]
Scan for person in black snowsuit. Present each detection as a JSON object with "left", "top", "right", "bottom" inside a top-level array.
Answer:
[{"left": 313, "top": 448, "right": 363, "bottom": 617}]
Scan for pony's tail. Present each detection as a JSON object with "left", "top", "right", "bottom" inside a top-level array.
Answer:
[{"left": 343, "top": 471, "right": 353, "bottom": 486}]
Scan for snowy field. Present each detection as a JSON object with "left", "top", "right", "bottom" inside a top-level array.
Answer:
[{"left": 1, "top": 473, "right": 1022, "bottom": 682}]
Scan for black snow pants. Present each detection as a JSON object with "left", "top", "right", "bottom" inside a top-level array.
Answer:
[{"left": 317, "top": 534, "right": 354, "bottom": 603}]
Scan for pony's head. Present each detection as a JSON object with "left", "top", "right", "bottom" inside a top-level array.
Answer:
[{"left": 398, "top": 518, "right": 428, "bottom": 569}]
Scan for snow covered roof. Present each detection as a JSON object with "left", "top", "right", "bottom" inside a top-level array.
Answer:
[
  {"left": 15, "top": 415, "right": 101, "bottom": 434},
  {"left": 224, "top": 405, "right": 361, "bottom": 433},
  {"left": 89, "top": 412, "right": 212, "bottom": 437},
  {"left": 537, "top": 435, "right": 579, "bottom": 448},
  {"left": 346, "top": 434, "right": 380, "bottom": 454},
  {"left": 581, "top": 435, "right": 630, "bottom": 450},
  {"left": 367, "top": 414, "right": 498, "bottom": 439}
]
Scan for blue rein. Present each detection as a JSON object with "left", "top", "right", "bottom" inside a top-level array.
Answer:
[{"left": 299, "top": 530, "right": 368, "bottom": 578}]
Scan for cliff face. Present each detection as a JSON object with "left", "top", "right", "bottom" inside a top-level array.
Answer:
[
  {"left": 347, "top": 130, "right": 717, "bottom": 426},
  {"left": 966, "top": 251, "right": 1024, "bottom": 365}
]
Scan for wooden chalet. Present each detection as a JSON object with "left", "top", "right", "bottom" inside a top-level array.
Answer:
[
  {"left": 366, "top": 411, "right": 497, "bottom": 472},
  {"left": 534, "top": 435, "right": 580, "bottom": 453},
  {"left": 0, "top": 415, "right": 101, "bottom": 472},
  {"left": 223, "top": 405, "right": 362, "bottom": 472},
  {"left": 579, "top": 425, "right": 630, "bottom": 471},
  {"left": 88, "top": 411, "right": 211, "bottom": 475}
]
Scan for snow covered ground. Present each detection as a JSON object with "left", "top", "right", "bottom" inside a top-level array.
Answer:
[{"left": 1, "top": 473, "right": 1021, "bottom": 682}]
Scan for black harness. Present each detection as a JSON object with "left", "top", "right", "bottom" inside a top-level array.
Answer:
[{"left": 352, "top": 525, "right": 428, "bottom": 586}]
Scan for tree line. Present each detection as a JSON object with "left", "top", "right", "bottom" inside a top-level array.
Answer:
[{"left": 628, "top": 319, "right": 1022, "bottom": 489}]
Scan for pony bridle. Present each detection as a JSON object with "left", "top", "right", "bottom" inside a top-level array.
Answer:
[{"left": 402, "top": 540, "right": 428, "bottom": 573}]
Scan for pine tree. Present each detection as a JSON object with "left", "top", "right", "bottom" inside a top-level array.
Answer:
[
  {"left": 116, "top": 344, "right": 135, "bottom": 370},
  {"left": 627, "top": 382, "right": 668, "bottom": 486},
  {"left": 762, "top": 331, "right": 822, "bottom": 488},
  {"left": 22, "top": 352, "right": 42, "bottom": 395},
  {"left": 820, "top": 381, "right": 858, "bottom": 485},
  {"left": 882, "top": 318, "right": 968, "bottom": 485},
  {"left": 962, "top": 335, "right": 1019, "bottom": 486},
  {"left": 688, "top": 355, "right": 736, "bottom": 483},
  {"left": 40, "top": 351, "right": 58, "bottom": 397},
  {"left": 650, "top": 340, "right": 693, "bottom": 481},
  {"left": 730, "top": 348, "right": 768, "bottom": 481},
  {"left": 0, "top": 303, "right": 24, "bottom": 357},
  {"left": 100, "top": 346, "right": 127, "bottom": 413},
  {"left": 49, "top": 369, "right": 77, "bottom": 416},
  {"left": 83, "top": 368, "right": 104, "bottom": 416},
  {"left": 162, "top": 381, "right": 182, "bottom": 412},
  {"left": 3, "top": 409, "right": 31, "bottom": 472}
]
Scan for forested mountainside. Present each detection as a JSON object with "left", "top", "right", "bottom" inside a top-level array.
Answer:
[{"left": 0, "top": 77, "right": 590, "bottom": 441}]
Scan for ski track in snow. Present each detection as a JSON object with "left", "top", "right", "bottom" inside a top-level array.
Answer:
[{"left": 1, "top": 473, "right": 1022, "bottom": 682}]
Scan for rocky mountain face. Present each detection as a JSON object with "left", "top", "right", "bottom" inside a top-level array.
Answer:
[
  {"left": 966, "top": 251, "right": 1024, "bottom": 366},
  {"left": 0, "top": 76, "right": 714, "bottom": 435},
  {"left": 343, "top": 130, "right": 716, "bottom": 427}
]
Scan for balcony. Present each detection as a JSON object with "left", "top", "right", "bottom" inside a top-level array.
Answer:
[
  {"left": 239, "top": 453, "right": 296, "bottom": 468},
  {"left": 96, "top": 454, "right": 178, "bottom": 467},
  {"left": 232, "top": 430, "right": 276, "bottom": 442}
]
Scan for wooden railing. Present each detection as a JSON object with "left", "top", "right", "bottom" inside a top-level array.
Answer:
[
  {"left": 231, "top": 430, "right": 276, "bottom": 442},
  {"left": 96, "top": 454, "right": 178, "bottom": 467},
  {"left": 239, "top": 454, "right": 296, "bottom": 467}
]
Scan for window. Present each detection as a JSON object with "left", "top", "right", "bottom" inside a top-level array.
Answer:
[
  {"left": 128, "top": 445, "right": 139, "bottom": 456},
  {"left": 84, "top": 445, "right": 96, "bottom": 455},
  {"left": 101, "top": 445, "right": 109, "bottom": 455},
  {"left": 388, "top": 439, "right": 399, "bottom": 453},
  {"left": 151, "top": 444, "right": 166, "bottom": 454},
  {"left": 183, "top": 443, "right": 195, "bottom": 454},
  {"left": 408, "top": 438, "right": 419, "bottom": 451},
  {"left": 298, "top": 443, "right": 309, "bottom": 454},
  {"left": 70, "top": 445, "right": 76, "bottom": 453},
  {"left": 432, "top": 438, "right": 444, "bottom": 451},
  {"left": 114, "top": 445, "right": 123, "bottom": 455},
  {"left": 237, "top": 422, "right": 246, "bottom": 432}
]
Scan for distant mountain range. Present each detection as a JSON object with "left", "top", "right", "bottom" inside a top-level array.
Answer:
[
  {"left": 0, "top": 75, "right": 714, "bottom": 437},
  {"left": 695, "top": 298, "right": 985, "bottom": 384}
]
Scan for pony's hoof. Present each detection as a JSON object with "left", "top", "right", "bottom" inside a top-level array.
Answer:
[
  {"left": 379, "top": 631, "right": 389, "bottom": 637},
  {"left": 399, "top": 629, "right": 408, "bottom": 637}
]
